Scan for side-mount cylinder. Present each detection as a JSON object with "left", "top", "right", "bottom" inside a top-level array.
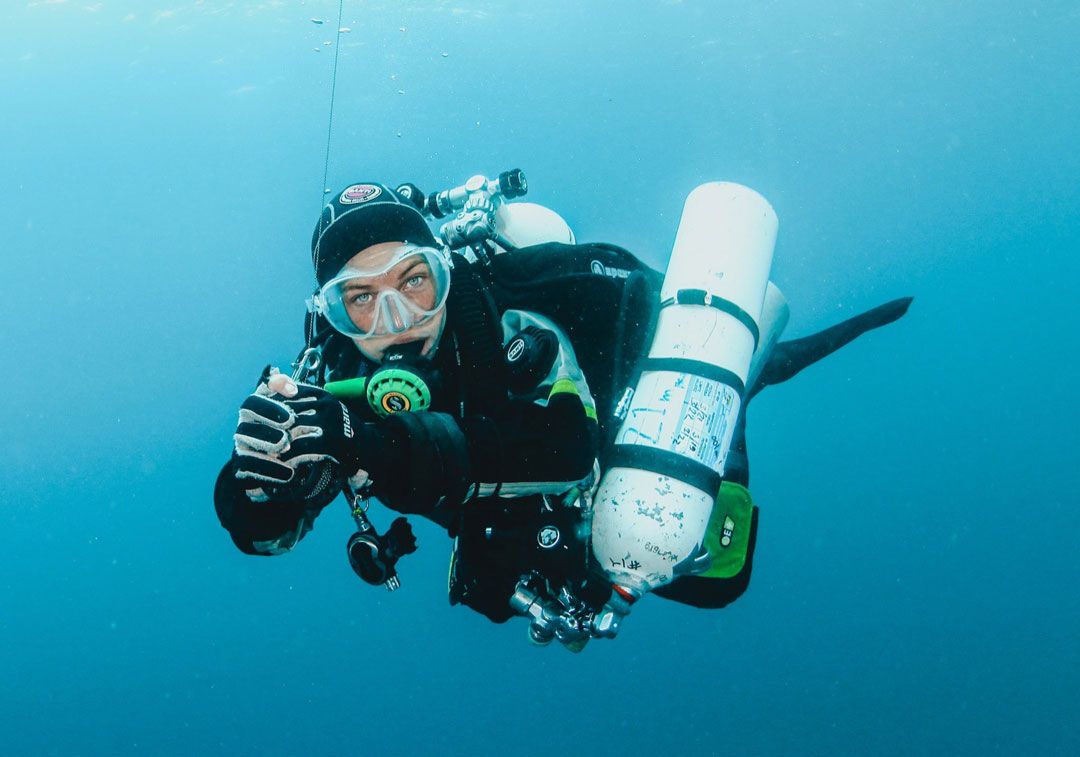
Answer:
[{"left": 591, "top": 182, "right": 778, "bottom": 597}]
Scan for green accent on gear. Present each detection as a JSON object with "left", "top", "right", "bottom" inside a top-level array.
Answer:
[
  {"left": 548, "top": 378, "right": 598, "bottom": 421},
  {"left": 699, "top": 481, "right": 754, "bottom": 579},
  {"left": 324, "top": 377, "right": 368, "bottom": 399},
  {"left": 367, "top": 367, "right": 431, "bottom": 416}
]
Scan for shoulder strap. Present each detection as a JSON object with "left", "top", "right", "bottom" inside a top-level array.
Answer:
[{"left": 445, "top": 254, "right": 510, "bottom": 418}]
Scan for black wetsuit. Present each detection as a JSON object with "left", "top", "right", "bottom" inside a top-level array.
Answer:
[
  {"left": 216, "top": 247, "right": 621, "bottom": 623},
  {"left": 215, "top": 239, "right": 911, "bottom": 618}
]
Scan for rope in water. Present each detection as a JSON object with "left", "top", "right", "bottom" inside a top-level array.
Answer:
[
  {"left": 318, "top": 0, "right": 346, "bottom": 212},
  {"left": 309, "top": 0, "right": 346, "bottom": 350}
]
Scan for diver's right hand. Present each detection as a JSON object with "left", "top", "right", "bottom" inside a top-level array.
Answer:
[{"left": 232, "top": 371, "right": 303, "bottom": 488}]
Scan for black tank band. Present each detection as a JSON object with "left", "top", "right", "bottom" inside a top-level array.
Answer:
[
  {"left": 659, "top": 289, "right": 760, "bottom": 350},
  {"left": 638, "top": 357, "right": 746, "bottom": 398},
  {"left": 608, "top": 445, "right": 722, "bottom": 499}
]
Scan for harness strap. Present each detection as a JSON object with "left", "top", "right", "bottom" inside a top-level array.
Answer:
[
  {"left": 446, "top": 256, "right": 508, "bottom": 417},
  {"left": 607, "top": 445, "right": 722, "bottom": 499},
  {"left": 659, "top": 289, "right": 760, "bottom": 351},
  {"left": 637, "top": 357, "right": 746, "bottom": 398}
]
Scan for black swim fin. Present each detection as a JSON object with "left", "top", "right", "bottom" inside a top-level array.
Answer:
[{"left": 749, "top": 296, "right": 913, "bottom": 398}]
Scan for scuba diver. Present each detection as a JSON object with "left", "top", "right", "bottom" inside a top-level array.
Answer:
[{"left": 214, "top": 171, "right": 912, "bottom": 647}]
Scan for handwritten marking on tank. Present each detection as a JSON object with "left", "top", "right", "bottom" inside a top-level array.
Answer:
[
  {"left": 609, "top": 555, "right": 642, "bottom": 571},
  {"left": 621, "top": 427, "right": 659, "bottom": 445},
  {"left": 675, "top": 425, "right": 702, "bottom": 455},
  {"left": 644, "top": 542, "right": 679, "bottom": 563},
  {"left": 647, "top": 570, "right": 669, "bottom": 586},
  {"left": 687, "top": 398, "right": 709, "bottom": 421}
]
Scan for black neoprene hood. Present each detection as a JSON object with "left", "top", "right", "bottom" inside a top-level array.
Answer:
[{"left": 311, "top": 182, "right": 439, "bottom": 286}]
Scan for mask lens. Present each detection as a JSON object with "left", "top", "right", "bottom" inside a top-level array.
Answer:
[{"left": 317, "top": 246, "right": 450, "bottom": 339}]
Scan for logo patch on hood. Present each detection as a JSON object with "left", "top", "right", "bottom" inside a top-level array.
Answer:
[{"left": 340, "top": 184, "right": 383, "bottom": 204}]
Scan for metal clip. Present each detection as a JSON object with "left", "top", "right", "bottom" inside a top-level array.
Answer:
[{"left": 291, "top": 346, "right": 323, "bottom": 383}]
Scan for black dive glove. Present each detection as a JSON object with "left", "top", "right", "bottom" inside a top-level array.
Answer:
[{"left": 233, "top": 374, "right": 366, "bottom": 491}]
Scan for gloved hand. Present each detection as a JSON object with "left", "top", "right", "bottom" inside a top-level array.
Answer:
[{"left": 233, "top": 369, "right": 365, "bottom": 492}]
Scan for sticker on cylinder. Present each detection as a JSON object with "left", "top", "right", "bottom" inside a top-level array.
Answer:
[{"left": 614, "top": 371, "right": 740, "bottom": 473}]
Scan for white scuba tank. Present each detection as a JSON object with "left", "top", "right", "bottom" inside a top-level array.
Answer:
[
  {"left": 590, "top": 182, "right": 778, "bottom": 596},
  {"left": 493, "top": 202, "right": 576, "bottom": 249},
  {"left": 747, "top": 281, "right": 790, "bottom": 391}
]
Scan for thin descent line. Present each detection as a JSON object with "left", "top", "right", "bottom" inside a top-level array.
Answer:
[
  {"left": 319, "top": 0, "right": 346, "bottom": 214},
  {"left": 311, "top": 0, "right": 346, "bottom": 347}
]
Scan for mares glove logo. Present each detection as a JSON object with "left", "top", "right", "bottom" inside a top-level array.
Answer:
[{"left": 341, "top": 404, "right": 354, "bottom": 439}]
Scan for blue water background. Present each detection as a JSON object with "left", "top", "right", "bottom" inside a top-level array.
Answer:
[{"left": 2, "top": 1, "right": 1077, "bottom": 754}]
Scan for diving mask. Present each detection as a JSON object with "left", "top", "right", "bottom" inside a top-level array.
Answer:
[{"left": 311, "top": 244, "right": 452, "bottom": 339}]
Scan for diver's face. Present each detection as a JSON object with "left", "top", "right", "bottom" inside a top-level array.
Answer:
[{"left": 345, "top": 241, "right": 447, "bottom": 362}]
